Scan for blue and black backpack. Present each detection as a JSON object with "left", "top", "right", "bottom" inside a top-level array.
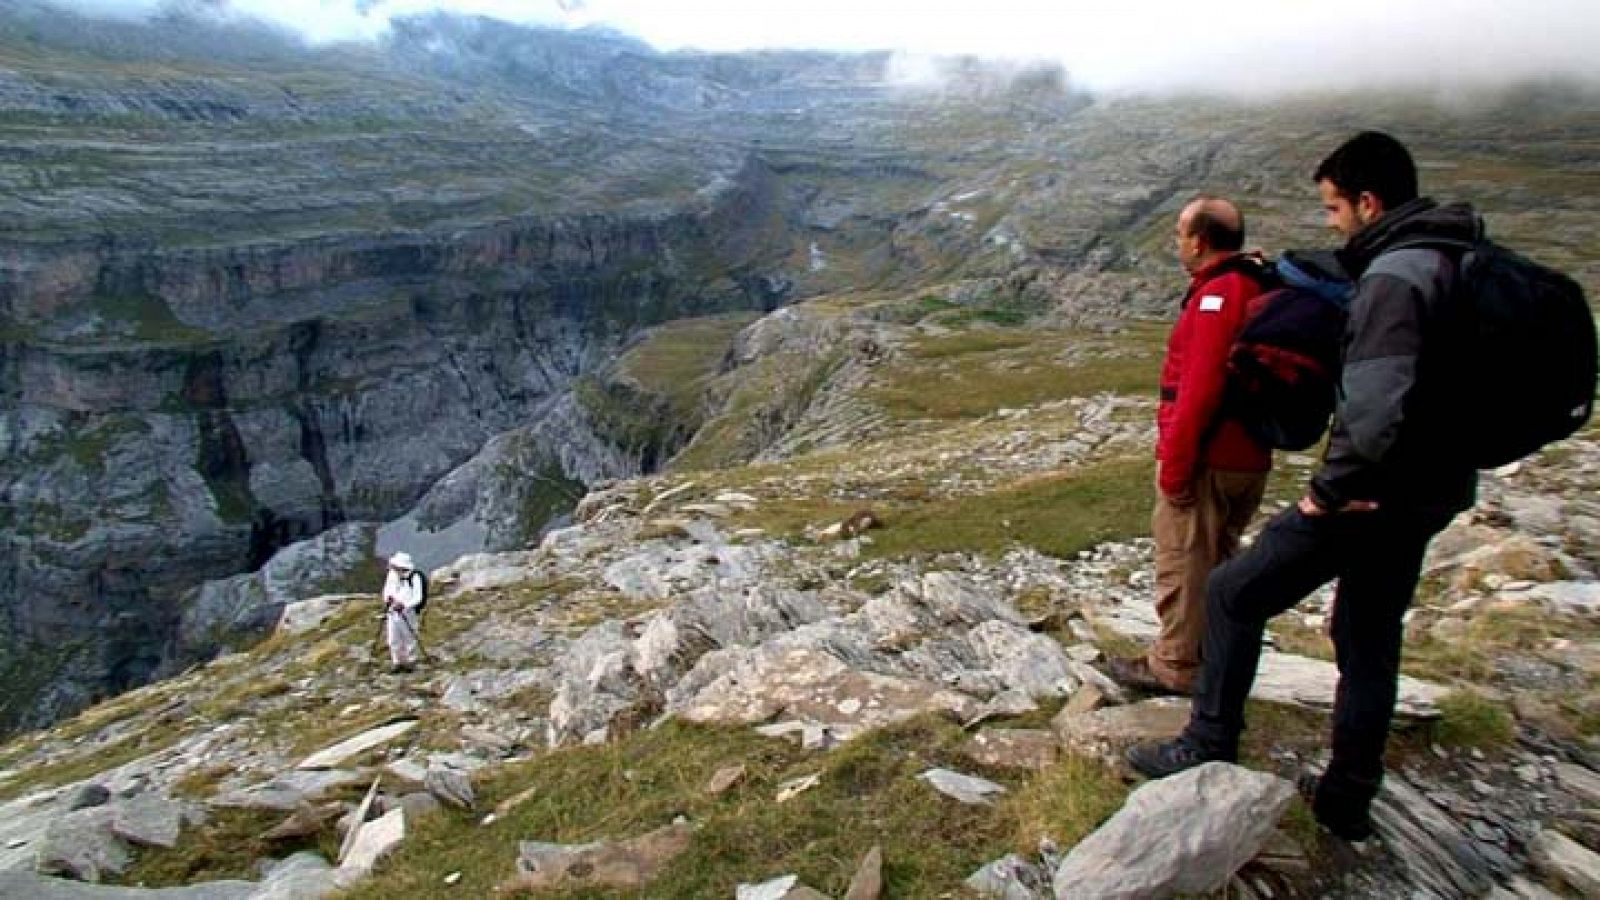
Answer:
[{"left": 1223, "top": 250, "right": 1354, "bottom": 451}]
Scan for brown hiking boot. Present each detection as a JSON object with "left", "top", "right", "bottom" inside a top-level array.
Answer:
[{"left": 1105, "top": 656, "right": 1191, "bottom": 696}]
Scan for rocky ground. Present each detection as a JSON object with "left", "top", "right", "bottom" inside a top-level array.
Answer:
[{"left": 0, "top": 299, "right": 1597, "bottom": 899}]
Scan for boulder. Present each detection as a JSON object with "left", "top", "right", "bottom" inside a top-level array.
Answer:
[
  {"left": 35, "top": 807, "right": 129, "bottom": 883},
  {"left": 1051, "top": 763, "right": 1293, "bottom": 899},
  {"left": 64, "top": 784, "right": 110, "bottom": 812},
  {"left": 1052, "top": 697, "right": 1191, "bottom": 754},
  {"left": 424, "top": 766, "right": 475, "bottom": 811},
  {"left": 110, "top": 795, "right": 187, "bottom": 849}
]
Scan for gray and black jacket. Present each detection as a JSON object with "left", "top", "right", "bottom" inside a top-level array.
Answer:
[{"left": 1308, "top": 198, "right": 1480, "bottom": 515}]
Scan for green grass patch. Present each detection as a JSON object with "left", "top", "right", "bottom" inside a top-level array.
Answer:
[
  {"left": 871, "top": 323, "right": 1164, "bottom": 421},
  {"left": 346, "top": 714, "right": 1128, "bottom": 899},
  {"left": 115, "top": 806, "right": 342, "bottom": 888},
  {"left": 905, "top": 329, "right": 1037, "bottom": 360},
  {"left": 0, "top": 727, "right": 180, "bottom": 804},
  {"left": 993, "top": 751, "right": 1129, "bottom": 858},
  {"left": 617, "top": 313, "right": 759, "bottom": 420},
  {"left": 93, "top": 292, "right": 211, "bottom": 345},
  {"left": 1402, "top": 605, "right": 1595, "bottom": 684},
  {"left": 863, "top": 456, "right": 1152, "bottom": 561},
  {"left": 1429, "top": 691, "right": 1515, "bottom": 751},
  {"left": 725, "top": 454, "right": 1151, "bottom": 564}
]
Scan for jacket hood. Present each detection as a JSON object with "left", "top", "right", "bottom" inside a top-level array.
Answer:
[
  {"left": 1339, "top": 198, "right": 1483, "bottom": 277},
  {"left": 1277, "top": 249, "right": 1354, "bottom": 305}
]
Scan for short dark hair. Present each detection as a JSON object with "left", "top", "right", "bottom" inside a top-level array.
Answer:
[
  {"left": 1186, "top": 195, "right": 1245, "bottom": 252},
  {"left": 1314, "top": 131, "right": 1418, "bottom": 208}
]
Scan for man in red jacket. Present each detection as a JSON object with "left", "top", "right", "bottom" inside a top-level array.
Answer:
[{"left": 1108, "top": 195, "right": 1272, "bottom": 694}]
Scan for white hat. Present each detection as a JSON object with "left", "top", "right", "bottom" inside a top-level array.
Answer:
[{"left": 389, "top": 551, "right": 415, "bottom": 571}]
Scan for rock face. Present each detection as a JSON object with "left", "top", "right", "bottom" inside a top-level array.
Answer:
[{"left": 0, "top": 183, "right": 794, "bottom": 732}]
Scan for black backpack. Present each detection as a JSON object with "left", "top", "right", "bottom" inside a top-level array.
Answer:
[
  {"left": 1402, "top": 237, "right": 1597, "bottom": 468},
  {"left": 1223, "top": 251, "right": 1354, "bottom": 451},
  {"left": 405, "top": 570, "right": 429, "bottom": 615}
]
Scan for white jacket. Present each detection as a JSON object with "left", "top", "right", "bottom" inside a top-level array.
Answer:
[{"left": 384, "top": 569, "right": 423, "bottom": 612}]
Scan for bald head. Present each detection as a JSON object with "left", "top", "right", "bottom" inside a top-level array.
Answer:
[
  {"left": 1175, "top": 195, "right": 1245, "bottom": 274},
  {"left": 1180, "top": 195, "right": 1245, "bottom": 252}
]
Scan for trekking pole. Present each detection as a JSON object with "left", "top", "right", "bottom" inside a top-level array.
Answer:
[{"left": 394, "top": 606, "right": 431, "bottom": 663}]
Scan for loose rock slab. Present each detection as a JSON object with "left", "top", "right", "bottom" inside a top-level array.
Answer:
[
  {"left": 919, "top": 768, "right": 1007, "bottom": 806},
  {"left": 35, "top": 808, "right": 129, "bottom": 883},
  {"left": 501, "top": 823, "right": 694, "bottom": 892},
  {"left": 1051, "top": 763, "right": 1293, "bottom": 899},
  {"left": 1253, "top": 652, "right": 1445, "bottom": 720},
  {"left": 1051, "top": 697, "right": 1191, "bottom": 754},
  {"left": 336, "top": 808, "right": 406, "bottom": 882},
  {"left": 111, "top": 796, "right": 187, "bottom": 849},
  {"left": 1529, "top": 828, "right": 1600, "bottom": 897},
  {"left": 845, "top": 845, "right": 884, "bottom": 900},
  {"left": 961, "top": 729, "right": 1060, "bottom": 771},
  {"left": 967, "top": 854, "right": 1052, "bottom": 899},
  {"left": 299, "top": 720, "right": 418, "bottom": 770}
]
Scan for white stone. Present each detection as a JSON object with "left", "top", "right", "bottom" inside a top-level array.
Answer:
[
  {"left": 918, "top": 768, "right": 1007, "bottom": 805},
  {"left": 299, "top": 720, "right": 418, "bottom": 770},
  {"left": 738, "top": 874, "right": 800, "bottom": 900},
  {"left": 337, "top": 807, "right": 406, "bottom": 882}
]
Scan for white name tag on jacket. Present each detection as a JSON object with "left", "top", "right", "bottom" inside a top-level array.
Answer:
[{"left": 1198, "top": 295, "right": 1225, "bottom": 312}]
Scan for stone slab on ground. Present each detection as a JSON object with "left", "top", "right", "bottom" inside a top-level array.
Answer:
[
  {"left": 918, "top": 768, "right": 1007, "bottom": 806},
  {"left": 335, "top": 807, "right": 406, "bottom": 883},
  {"left": 961, "top": 729, "right": 1059, "bottom": 771},
  {"left": 966, "top": 854, "right": 1052, "bottom": 899},
  {"left": 1051, "top": 762, "right": 1293, "bottom": 899},
  {"left": 35, "top": 807, "right": 130, "bottom": 883},
  {"left": 502, "top": 822, "right": 694, "bottom": 892},
  {"left": 1528, "top": 828, "right": 1600, "bottom": 897},
  {"left": 1051, "top": 697, "right": 1191, "bottom": 754},
  {"left": 298, "top": 721, "right": 418, "bottom": 770},
  {"left": 1370, "top": 773, "right": 1499, "bottom": 899}
]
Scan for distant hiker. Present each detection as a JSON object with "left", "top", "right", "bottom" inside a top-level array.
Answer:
[
  {"left": 1106, "top": 194, "right": 1273, "bottom": 696},
  {"left": 1126, "top": 132, "right": 1485, "bottom": 843},
  {"left": 382, "top": 551, "right": 426, "bottom": 673}
]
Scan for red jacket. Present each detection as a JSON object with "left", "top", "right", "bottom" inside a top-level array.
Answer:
[{"left": 1156, "top": 255, "right": 1273, "bottom": 496}]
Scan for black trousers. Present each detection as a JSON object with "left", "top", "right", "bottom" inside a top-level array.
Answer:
[{"left": 1182, "top": 503, "right": 1457, "bottom": 811}]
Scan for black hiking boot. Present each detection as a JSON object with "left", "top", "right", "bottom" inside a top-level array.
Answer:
[
  {"left": 1125, "top": 736, "right": 1233, "bottom": 779},
  {"left": 1296, "top": 771, "right": 1376, "bottom": 843}
]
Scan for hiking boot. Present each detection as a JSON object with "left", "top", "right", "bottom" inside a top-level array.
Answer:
[
  {"left": 390, "top": 662, "right": 415, "bottom": 674},
  {"left": 1125, "top": 736, "right": 1232, "bottom": 779},
  {"left": 1105, "top": 656, "right": 1191, "bottom": 696},
  {"left": 1296, "top": 771, "right": 1376, "bottom": 843}
]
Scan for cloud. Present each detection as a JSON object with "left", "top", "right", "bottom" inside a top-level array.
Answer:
[{"left": 35, "top": 0, "right": 1600, "bottom": 93}]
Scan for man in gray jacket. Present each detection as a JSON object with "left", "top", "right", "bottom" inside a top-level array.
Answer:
[{"left": 1125, "top": 132, "right": 1480, "bottom": 843}]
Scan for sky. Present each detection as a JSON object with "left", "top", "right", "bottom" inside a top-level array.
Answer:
[{"left": 52, "top": 0, "right": 1600, "bottom": 94}]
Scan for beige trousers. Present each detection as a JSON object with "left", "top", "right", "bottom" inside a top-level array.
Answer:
[{"left": 1148, "top": 467, "right": 1269, "bottom": 690}]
